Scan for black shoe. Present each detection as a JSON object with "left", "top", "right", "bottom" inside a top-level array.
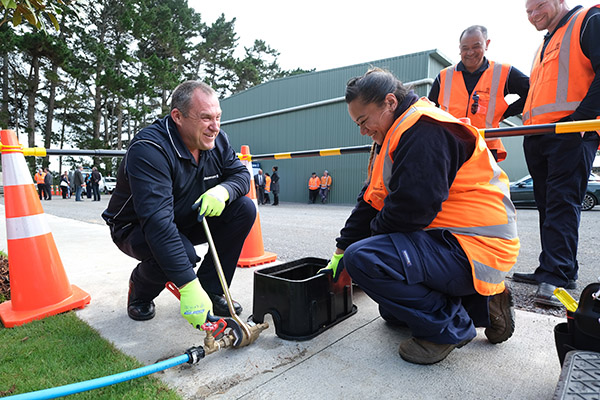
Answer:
[
  {"left": 485, "top": 287, "right": 515, "bottom": 344},
  {"left": 127, "top": 280, "right": 155, "bottom": 321},
  {"left": 207, "top": 293, "right": 243, "bottom": 317},
  {"left": 128, "top": 300, "right": 156, "bottom": 321},
  {"left": 512, "top": 272, "right": 576, "bottom": 289},
  {"left": 534, "top": 282, "right": 563, "bottom": 307}
]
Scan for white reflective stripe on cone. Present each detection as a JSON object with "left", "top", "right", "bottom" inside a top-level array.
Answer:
[
  {"left": 1, "top": 152, "right": 35, "bottom": 187},
  {"left": 6, "top": 214, "right": 52, "bottom": 240}
]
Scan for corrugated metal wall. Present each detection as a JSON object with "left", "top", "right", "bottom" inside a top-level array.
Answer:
[{"left": 220, "top": 50, "right": 456, "bottom": 204}]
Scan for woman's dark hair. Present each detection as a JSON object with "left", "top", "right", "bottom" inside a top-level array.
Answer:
[{"left": 345, "top": 67, "right": 409, "bottom": 108}]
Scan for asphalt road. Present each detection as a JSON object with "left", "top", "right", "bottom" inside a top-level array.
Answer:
[{"left": 4, "top": 195, "right": 599, "bottom": 317}]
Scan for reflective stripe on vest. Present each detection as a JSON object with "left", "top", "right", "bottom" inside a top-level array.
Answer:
[
  {"left": 523, "top": 7, "right": 596, "bottom": 124},
  {"left": 439, "top": 61, "right": 510, "bottom": 128},
  {"left": 363, "top": 99, "right": 518, "bottom": 295}
]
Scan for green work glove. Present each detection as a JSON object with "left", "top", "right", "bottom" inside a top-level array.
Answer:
[
  {"left": 179, "top": 279, "right": 212, "bottom": 330},
  {"left": 192, "top": 185, "right": 229, "bottom": 220},
  {"left": 319, "top": 253, "right": 344, "bottom": 282}
]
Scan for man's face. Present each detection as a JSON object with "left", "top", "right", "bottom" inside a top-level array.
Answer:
[
  {"left": 172, "top": 89, "right": 222, "bottom": 152},
  {"left": 459, "top": 31, "right": 489, "bottom": 73},
  {"left": 526, "top": 0, "right": 565, "bottom": 32}
]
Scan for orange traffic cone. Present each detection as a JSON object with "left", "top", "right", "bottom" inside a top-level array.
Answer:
[
  {"left": 0, "top": 129, "right": 90, "bottom": 328},
  {"left": 237, "top": 145, "right": 277, "bottom": 267}
]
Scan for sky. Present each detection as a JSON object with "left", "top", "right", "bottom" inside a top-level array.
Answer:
[{"left": 189, "top": 0, "right": 598, "bottom": 76}]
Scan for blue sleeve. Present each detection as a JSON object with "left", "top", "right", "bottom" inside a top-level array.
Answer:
[
  {"left": 370, "top": 120, "right": 475, "bottom": 235},
  {"left": 125, "top": 141, "right": 197, "bottom": 286},
  {"left": 428, "top": 74, "right": 442, "bottom": 106},
  {"left": 568, "top": 7, "right": 600, "bottom": 121},
  {"left": 335, "top": 187, "right": 379, "bottom": 250},
  {"left": 503, "top": 66, "right": 530, "bottom": 119},
  {"left": 217, "top": 133, "right": 251, "bottom": 202}
]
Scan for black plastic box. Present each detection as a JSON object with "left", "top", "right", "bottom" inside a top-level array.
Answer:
[{"left": 251, "top": 257, "right": 357, "bottom": 341}]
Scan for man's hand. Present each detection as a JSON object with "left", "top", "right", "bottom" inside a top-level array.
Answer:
[
  {"left": 318, "top": 252, "right": 344, "bottom": 282},
  {"left": 192, "top": 185, "right": 229, "bottom": 220},
  {"left": 179, "top": 279, "right": 212, "bottom": 330}
]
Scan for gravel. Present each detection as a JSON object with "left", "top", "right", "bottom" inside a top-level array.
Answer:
[{"left": 3, "top": 195, "right": 599, "bottom": 318}]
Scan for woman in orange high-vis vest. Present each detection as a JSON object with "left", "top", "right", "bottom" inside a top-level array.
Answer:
[
  {"left": 429, "top": 25, "right": 530, "bottom": 162},
  {"left": 512, "top": 2, "right": 600, "bottom": 307},
  {"left": 319, "top": 68, "right": 519, "bottom": 365}
]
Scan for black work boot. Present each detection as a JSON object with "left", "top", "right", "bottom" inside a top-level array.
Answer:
[
  {"left": 398, "top": 337, "right": 472, "bottom": 365},
  {"left": 127, "top": 280, "right": 156, "bottom": 321},
  {"left": 207, "top": 293, "right": 243, "bottom": 317},
  {"left": 485, "top": 287, "right": 515, "bottom": 344}
]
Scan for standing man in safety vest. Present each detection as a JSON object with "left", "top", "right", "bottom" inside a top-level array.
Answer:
[
  {"left": 308, "top": 172, "right": 320, "bottom": 204},
  {"left": 320, "top": 170, "right": 332, "bottom": 203},
  {"left": 512, "top": 1, "right": 600, "bottom": 307},
  {"left": 34, "top": 168, "right": 47, "bottom": 200},
  {"left": 428, "top": 25, "right": 530, "bottom": 162},
  {"left": 320, "top": 68, "right": 519, "bottom": 365}
]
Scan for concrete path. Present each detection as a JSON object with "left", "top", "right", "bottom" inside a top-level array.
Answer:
[{"left": 0, "top": 203, "right": 565, "bottom": 399}]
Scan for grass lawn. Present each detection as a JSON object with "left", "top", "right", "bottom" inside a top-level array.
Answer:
[{"left": 0, "top": 312, "right": 183, "bottom": 399}]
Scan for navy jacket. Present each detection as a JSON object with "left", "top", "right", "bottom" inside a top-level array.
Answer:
[
  {"left": 102, "top": 115, "right": 250, "bottom": 283},
  {"left": 336, "top": 94, "right": 475, "bottom": 251}
]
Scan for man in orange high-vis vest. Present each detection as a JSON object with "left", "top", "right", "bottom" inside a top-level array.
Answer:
[
  {"left": 34, "top": 168, "right": 48, "bottom": 200},
  {"left": 308, "top": 172, "right": 320, "bottom": 204},
  {"left": 320, "top": 68, "right": 519, "bottom": 365},
  {"left": 513, "top": 1, "right": 600, "bottom": 308},
  {"left": 319, "top": 170, "right": 332, "bottom": 203},
  {"left": 429, "top": 25, "right": 530, "bottom": 162}
]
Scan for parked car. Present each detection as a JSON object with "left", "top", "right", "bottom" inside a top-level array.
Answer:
[
  {"left": 104, "top": 176, "right": 116, "bottom": 194},
  {"left": 510, "top": 173, "right": 600, "bottom": 211}
]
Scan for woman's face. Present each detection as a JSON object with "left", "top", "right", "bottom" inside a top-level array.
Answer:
[{"left": 348, "top": 94, "right": 397, "bottom": 145}]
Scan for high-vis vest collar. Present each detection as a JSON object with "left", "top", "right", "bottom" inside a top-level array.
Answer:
[
  {"left": 363, "top": 98, "right": 519, "bottom": 296},
  {"left": 523, "top": 6, "right": 598, "bottom": 125},
  {"left": 439, "top": 61, "right": 510, "bottom": 129},
  {"left": 438, "top": 61, "right": 510, "bottom": 161}
]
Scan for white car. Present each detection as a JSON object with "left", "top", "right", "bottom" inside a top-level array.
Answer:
[{"left": 103, "top": 176, "right": 116, "bottom": 194}]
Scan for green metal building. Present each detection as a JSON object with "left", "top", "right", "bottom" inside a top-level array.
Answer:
[{"left": 221, "top": 49, "right": 527, "bottom": 205}]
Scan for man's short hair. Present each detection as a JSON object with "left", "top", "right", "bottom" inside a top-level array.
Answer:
[
  {"left": 171, "top": 81, "right": 216, "bottom": 116},
  {"left": 459, "top": 25, "right": 488, "bottom": 42}
]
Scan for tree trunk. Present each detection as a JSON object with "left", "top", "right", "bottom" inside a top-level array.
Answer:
[
  {"left": 1, "top": 53, "right": 8, "bottom": 129},
  {"left": 26, "top": 54, "right": 40, "bottom": 148},
  {"left": 43, "top": 62, "right": 58, "bottom": 168}
]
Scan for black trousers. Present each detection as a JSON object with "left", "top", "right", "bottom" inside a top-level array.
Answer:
[{"left": 114, "top": 196, "right": 256, "bottom": 301}]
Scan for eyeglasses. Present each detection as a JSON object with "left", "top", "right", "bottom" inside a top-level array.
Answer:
[{"left": 471, "top": 92, "right": 479, "bottom": 115}]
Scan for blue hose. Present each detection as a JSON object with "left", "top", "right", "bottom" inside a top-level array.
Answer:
[{"left": 6, "top": 353, "right": 191, "bottom": 399}]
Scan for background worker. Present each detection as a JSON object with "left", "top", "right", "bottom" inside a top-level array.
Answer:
[
  {"left": 308, "top": 172, "right": 320, "bottom": 203},
  {"left": 254, "top": 168, "right": 265, "bottom": 205},
  {"left": 320, "top": 170, "right": 332, "bottom": 203},
  {"left": 321, "top": 68, "right": 519, "bottom": 365},
  {"left": 102, "top": 80, "right": 255, "bottom": 329},
  {"left": 512, "top": 0, "right": 600, "bottom": 307},
  {"left": 271, "top": 166, "right": 280, "bottom": 206},
  {"left": 60, "top": 171, "right": 70, "bottom": 199},
  {"left": 44, "top": 167, "right": 53, "bottom": 200},
  {"left": 34, "top": 168, "right": 47, "bottom": 200},
  {"left": 73, "top": 166, "right": 85, "bottom": 202},
  {"left": 264, "top": 172, "right": 271, "bottom": 204},
  {"left": 428, "top": 25, "right": 530, "bottom": 162},
  {"left": 91, "top": 166, "right": 102, "bottom": 201}
]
